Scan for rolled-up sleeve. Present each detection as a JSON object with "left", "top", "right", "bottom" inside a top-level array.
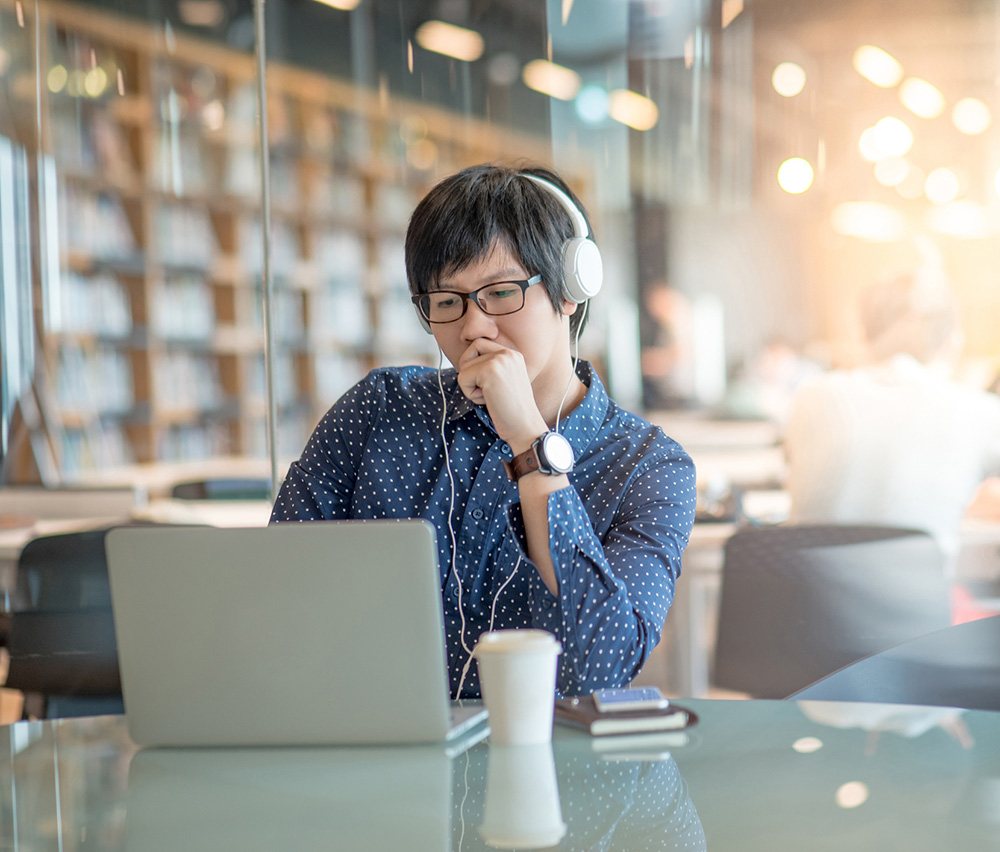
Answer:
[{"left": 513, "top": 449, "right": 696, "bottom": 695}]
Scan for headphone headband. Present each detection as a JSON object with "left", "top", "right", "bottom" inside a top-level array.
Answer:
[{"left": 522, "top": 173, "right": 603, "bottom": 304}]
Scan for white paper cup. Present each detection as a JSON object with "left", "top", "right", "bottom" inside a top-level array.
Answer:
[
  {"left": 473, "top": 629, "right": 561, "bottom": 745},
  {"left": 480, "top": 743, "right": 566, "bottom": 849}
]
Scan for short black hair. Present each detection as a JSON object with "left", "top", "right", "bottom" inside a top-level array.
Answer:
[{"left": 404, "top": 163, "right": 595, "bottom": 335}]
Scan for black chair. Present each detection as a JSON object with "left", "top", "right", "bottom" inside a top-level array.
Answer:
[
  {"left": 712, "top": 524, "right": 952, "bottom": 699},
  {"left": 4, "top": 527, "right": 124, "bottom": 719},
  {"left": 790, "top": 614, "right": 1000, "bottom": 711}
]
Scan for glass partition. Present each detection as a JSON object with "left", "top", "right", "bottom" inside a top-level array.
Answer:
[{"left": 1, "top": 0, "right": 999, "bottom": 702}]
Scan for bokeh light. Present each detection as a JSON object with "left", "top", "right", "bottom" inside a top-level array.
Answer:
[
  {"left": 925, "top": 167, "right": 960, "bottom": 204},
  {"left": 899, "top": 77, "right": 945, "bottom": 118},
  {"left": 952, "top": 98, "right": 991, "bottom": 135},
  {"left": 772, "top": 62, "right": 806, "bottom": 97},
  {"left": 777, "top": 157, "right": 814, "bottom": 194},
  {"left": 853, "top": 45, "right": 903, "bottom": 87},
  {"left": 873, "top": 117, "right": 913, "bottom": 157}
]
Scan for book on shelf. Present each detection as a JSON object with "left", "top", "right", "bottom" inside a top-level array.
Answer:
[{"left": 554, "top": 695, "right": 697, "bottom": 737}]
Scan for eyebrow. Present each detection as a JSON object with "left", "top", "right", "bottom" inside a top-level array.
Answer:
[{"left": 433, "top": 267, "right": 527, "bottom": 291}]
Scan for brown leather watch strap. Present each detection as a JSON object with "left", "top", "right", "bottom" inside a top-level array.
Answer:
[{"left": 502, "top": 446, "right": 541, "bottom": 482}]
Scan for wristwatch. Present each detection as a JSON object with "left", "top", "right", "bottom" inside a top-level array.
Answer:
[{"left": 503, "top": 431, "right": 575, "bottom": 482}]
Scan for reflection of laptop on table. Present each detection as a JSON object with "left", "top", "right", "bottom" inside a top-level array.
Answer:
[{"left": 106, "top": 520, "right": 487, "bottom": 747}]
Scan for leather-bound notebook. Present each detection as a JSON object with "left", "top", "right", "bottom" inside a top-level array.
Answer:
[{"left": 554, "top": 695, "right": 698, "bottom": 736}]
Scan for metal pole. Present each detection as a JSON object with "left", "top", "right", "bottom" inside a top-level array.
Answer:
[{"left": 253, "top": 0, "right": 280, "bottom": 500}]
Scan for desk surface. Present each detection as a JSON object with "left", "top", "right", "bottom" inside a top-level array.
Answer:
[{"left": 3, "top": 699, "right": 1000, "bottom": 851}]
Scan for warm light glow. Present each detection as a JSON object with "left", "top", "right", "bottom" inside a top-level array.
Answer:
[
  {"left": 792, "top": 737, "right": 823, "bottom": 754},
  {"left": 415, "top": 21, "right": 485, "bottom": 62},
  {"left": 47, "top": 64, "right": 68, "bottom": 93},
  {"left": 873, "top": 116, "right": 913, "bottom": 157},
  {"left": 831, "top": 202, "right": 907, "bottom": 242},
  {"left": 899, "top": 77, "right": 945, "bottom": 118},
  {"left": 926, "top": 201, "right": 993, "bottom": 239},
  {"left": 84, "top": 66, "right": 108, "bottom": 97},
  {"left": 311, "top": 0, "right": 361, "bottom": 9},
  {"left": 777, "top": 157, "right": 814, "bottom": 194},
  {"left": 858, "top": 127, "right": 882, "bottom": 162},
  {"left": 178, "top": 0, "right": 226, "bottom": 26},
  {"left": 721, "top": 0, "right": 743, "bottom": 28},
  {"left": 952, "top": 98, "right": 991, "bottom": 135},
  {"left": 608, "top": 89, "right": 659, "bottom": 130},
  {"left": 853, "top": 45, "right": 903, "bottom": 88},
  {"left": 873, "top": 157, "right": 909, "bottom": 187},
  {"left": 925, "top": 168, "right": 960, "bottom": 204},
  {"left": 201, "top": 99, "right": 225, "bottom": 131},
  {"left": 836, "top": 782, "right": 870, "bottom": 809},
  {"left": 772, "top": 62, "right": 806, "bottom": 97},
  {"left": 896, "top": 165, "right": 925, "bottom": 199},
  {"left": 523, "top": 59, "right": 581, "bottom": 101}
]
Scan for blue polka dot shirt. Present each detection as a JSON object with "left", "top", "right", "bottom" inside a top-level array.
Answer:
[{"left": 270, "top": 361, "right": 696, "bottom": 698}]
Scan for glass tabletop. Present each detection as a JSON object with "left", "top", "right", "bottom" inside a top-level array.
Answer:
[{"left": 2, "top": 698, "right": 999, "bottom": 851}]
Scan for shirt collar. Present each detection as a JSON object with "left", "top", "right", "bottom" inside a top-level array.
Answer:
[{"left": 443, "top": 360, "right": 611, "bottom": 459}]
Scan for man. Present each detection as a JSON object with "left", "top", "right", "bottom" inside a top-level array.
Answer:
[
  {"left": 271, "top": 164, "right": 696, "bottom": 697},
  {"left": 785, "top": 270, "right": 1000, "bottom": 573}
]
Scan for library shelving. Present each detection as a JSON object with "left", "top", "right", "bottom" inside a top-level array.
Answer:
[{"left": 1, "top": 0, "right": 559, "bottom": 480}]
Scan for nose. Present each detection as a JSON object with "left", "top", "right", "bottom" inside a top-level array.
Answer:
[{"left": 459, "top": 298, "right": 498, "bottom": 342}]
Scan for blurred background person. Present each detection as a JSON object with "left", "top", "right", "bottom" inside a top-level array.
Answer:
[
  {"left": 784, "top": 269, "right": 1000, "bottom": 578},
  {"left": 640, "top": 281, "right": 696, "bottom": 410}
]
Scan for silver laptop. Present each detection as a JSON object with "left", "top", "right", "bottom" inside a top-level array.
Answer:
[{"left": 105, "top": 520, "right": 487, "bottom": 747}]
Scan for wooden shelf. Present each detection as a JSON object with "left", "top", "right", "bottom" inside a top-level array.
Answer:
[{"left": 8, "top": 0, "right": 560, "bottom": 480}]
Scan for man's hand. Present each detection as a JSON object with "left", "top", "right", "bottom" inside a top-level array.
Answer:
[{"left": 457, "top": 338, "right": 548, "bottom": 452}]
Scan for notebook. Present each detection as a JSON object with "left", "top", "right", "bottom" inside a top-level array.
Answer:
[{"left": 105, "top": 520, "right": 487, "bottom": 747}]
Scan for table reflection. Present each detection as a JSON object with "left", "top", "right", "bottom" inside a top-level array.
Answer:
[{"left": 5, "top": 700, "right": 1000, "bottom": 851}]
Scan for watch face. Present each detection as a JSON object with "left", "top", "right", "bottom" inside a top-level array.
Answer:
[{"left": 540, "top": 432, "right": 575, "bottom": 474}]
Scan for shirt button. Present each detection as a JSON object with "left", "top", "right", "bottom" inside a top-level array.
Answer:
[
  {"left": 500, "top": 443, "right": 510, "bottom": 455},
  {"left": 472, "top": 508, "right": 484, "bottom": 520}
]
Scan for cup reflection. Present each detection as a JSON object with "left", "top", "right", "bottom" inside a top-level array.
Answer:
[{"left": 479, "top": 743, "right": 566, "bottom": 849}]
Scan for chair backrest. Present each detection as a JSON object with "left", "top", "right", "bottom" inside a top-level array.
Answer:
[
  {"left": 15, "top": 527, "right": 115, "bottom": 611},
  {"left": 713, "top": 524, "right": 952, "bottom": 698},
  {"left": 790, "top": 614, "right": 1000, "bottom": 711}
]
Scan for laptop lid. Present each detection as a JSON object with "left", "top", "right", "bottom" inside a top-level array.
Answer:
[{"left": 106, "top": 520, "right": 481, "bottom": 747}]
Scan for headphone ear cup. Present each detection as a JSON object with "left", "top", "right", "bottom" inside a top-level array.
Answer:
[
  {"left": 413, "top": 304, "right": 433, "bottom": 334},
  {"left": 561, "top": 238, "right": 604, "bottom": 303}
]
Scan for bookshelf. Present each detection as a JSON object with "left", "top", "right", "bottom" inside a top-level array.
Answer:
[{"left": 3, "top": 0, "right": 558, "bottom": 480}]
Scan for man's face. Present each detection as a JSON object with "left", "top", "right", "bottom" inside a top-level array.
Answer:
[{"left": 428, "top": 244, "right": 577, "bottom": 396}]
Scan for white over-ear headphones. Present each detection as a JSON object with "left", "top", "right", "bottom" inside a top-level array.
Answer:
[
  {"left": 413, "top": 172, "right": 603, "bottom": 334},
  {"left": 522, "top": 173, "right": 603, "bottom": 305}
]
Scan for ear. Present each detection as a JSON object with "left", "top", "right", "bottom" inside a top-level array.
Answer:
[{"left": 561, "top": 299, "right": 580, "bottom": 317}]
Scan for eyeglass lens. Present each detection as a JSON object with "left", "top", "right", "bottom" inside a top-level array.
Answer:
[{"left": 422, "top": 282, "right": 525, "bottom": 323}]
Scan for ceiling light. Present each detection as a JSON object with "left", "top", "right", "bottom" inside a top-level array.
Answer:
[
  {"left": 84, "top": 66, "right": 108, "bottom": 97},
  {"left": 608, "top": 89, "right": 658, "bottom": 130},
  {"left": 853, "top": 45, "right": 903, "bottom": 88},
  {"left": 873, "top": 116, "right": 913, "bottom": 157},
  {"left": 925, "top": 168, "right": 960, "bottom": 204},
  {"left": 952, "top": 98, "right": 991, "bottom": 135},
  {"left": 772, "top": 62, "right": 806, "bottom": 97},
  {"left": 899, "top": 77, "right": 945, "bottom": 118},
  {"left": 831, "top": 202, "right": 906, "bottom": 241},
  {"left": 312, "top": 0, "right": 361, "bottom": 10},
  {"left": 415, "top": 21, "right": 484, "bottom": 62},
  {"left": 777, "top": 157, "right": 814, "bottom": 194},
  {"left": 522, "top": 59, "right": 580, "bottom": 101},
  {"left": 47, "top": 64, "right": 68, "bottom": 93},
  {"left": 792, "top": 737, "right": 823, "bottom": 754}
]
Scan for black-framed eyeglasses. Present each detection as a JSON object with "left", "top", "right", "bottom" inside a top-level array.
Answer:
[{"left": 411, "top": 274, "right": 543, "bottom": 325}]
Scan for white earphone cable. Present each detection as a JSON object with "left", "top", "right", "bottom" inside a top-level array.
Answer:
[
  {"left": 555, "top": 299, "right": 589, "bottom": 433},
  {"left": 438, "top": 349, "right": 472, "bottom": 699}
]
